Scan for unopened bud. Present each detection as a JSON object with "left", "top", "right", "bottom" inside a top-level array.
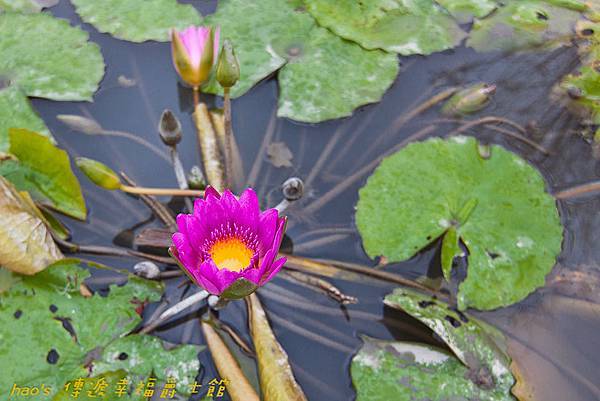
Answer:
[
  {"left": 158, "top": 109, "right": 182, "bottom": 146},
  {"left": 216, "top": 39, "right": 240, "bottom": 89},
  {"left": 76, "top": 157, "right": 121, "bottom": 190},
  {"left": 188, "top": 165, "right": 206, "bottom": 190},
  {"left": 282, "top": 177, "right": 304, "bottom": 201}
]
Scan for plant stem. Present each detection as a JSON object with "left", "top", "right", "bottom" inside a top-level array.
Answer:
[
  {"left": 223, "top": 87, "right": 235, "bottom": 188},
  {"left": 101, "top": 129, "right": 171, "bottom": 163},
  {"left": 169, "top": 146, "right": 193, "bottom": 212},
  {"left": 120, "top": 184, "right": 204, "bottom": 197},
  {"left": 246, "top": 108, "right": 277, "bottom": 187},
  {"left": 554, "top": 181, "right": 600, "bottom": 200},
  {"left": 282, "top": 270, "right": 358, "bottom": 304},
  {"left": 139, "top": 290, "right": 209, "bottom": 334},
  {"left": 193, "top": 102, "right": 226, "bottom": 191},
  {"left": 120, "top": 173, "right": 177, "bottom": 231},
  {"left": 193, "top": 86, "right": 200, "bottom": 108}
]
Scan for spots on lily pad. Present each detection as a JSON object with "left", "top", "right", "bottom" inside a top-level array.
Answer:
[{"left": 46, "top": 349, "right": 59, "bottom": 364}]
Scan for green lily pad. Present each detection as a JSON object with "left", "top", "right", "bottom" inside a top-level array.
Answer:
[
  {"left": 467, "top": 1, "right": 582, "bottom": 52},
  {"left": 0, "top": 84, "right": 51, "bottom": 152},
  {"left": 278, "top": 26, "right": 399, "bottom": 122},
  {"left": 0, "top": 129, "right": 86, "bottom": 220},
  {"left": 0, "top": 12, "right": 104, "bottom": 101},
  {"left": 204, "top": 0, "right": 398, "bottom": 122},
  {"left": 203, "top": 0, "right": 316, "bottom": 98},
  {"left": 436, "top": 0, "right": 497, "bottom": 23},
  {"left": 351, "top": 337, "right": 516, "bottom": 401},
  {"left": 305, "top": 0, "right": 466, "bottom": 55},
  {"left": 559, "top": 64, "right": 600, "bottom": 124},
  {"left": 70, "top": 0, "right": 202, "bottom": 43},
  {"left": 93, "top": 335, "right": 202, "bottom": 394},
  {"left": 355, "top": 137, "right": 562, "bottom": 310},
  {"left": 0, "top": 260, "right": 162, "bottom": 400},
  {"left": 384, "top": 287, "right": 515, "bottom": 393}
]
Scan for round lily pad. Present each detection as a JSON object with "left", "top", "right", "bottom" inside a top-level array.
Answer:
[
  {"left": 0, "top": 12, "right": 104, "bottom": 101},
  {"left": 355, "top": 136, "right": 563, "bottom": 310},
  {"left": 277, "top": 26, "right": 399, "bottom": 122},
  {"left": 305, "top": 0, "right": 466, "bottom": 55},
  {"left": 70, "top": 0, "right": 202, "bottom": 42},
  {"left": 435, "top": 0, "right": 497, "bottom": 23},
  {"left": 466, "top": 1, "right": 582, "bottom": 52}
]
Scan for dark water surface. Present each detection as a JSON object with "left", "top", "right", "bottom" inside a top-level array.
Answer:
[{"left": 29, "top": 1, "right": 600, "bottom": 400}]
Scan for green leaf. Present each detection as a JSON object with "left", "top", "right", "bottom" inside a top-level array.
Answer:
[
  {"left": 0, "top": 176, "right": 63, "bottom": 275},
  {"left": 203, "top": 0, "right": 398, "bottom": 122},
  {"left": 70, "top": 0, "right": 202, "bottom": 43},
  {"left": 203, "top": 0, "right": 315, "bottom": 98},
  {"left": 0, "top": 261, "right": 162, "bottom": 400},
  {"left": 384, "top": 287, "right": 515, "bottom": 394},
  {"left": 0, "top": 0, "right": 57, "bottom": 13},
  {"left": 277, "top": 27, "right": 399, "bottom": 122},
  {"left": 435, "top": 0, "right": 497, "bottom": 23},
  {"left": 0, "top": 128, "right": 87, "bottom": 220},
  {"left": 351, "top": 337, "right": 516, "bottom": 401},
  {"left": 466, "top": 1, "right": 582, "bottom": 52},
  {"left": 0, "top": 83, "right": 52, "bottom": 153},
  {"left": 355, "top": 136, "right": 563, "bottom": 310},
  {"left": 93, "top": 335, "right": 202, "bottom": 394},
  {"left": 441, "top": 226, "right": 461, "bottom": 281},
  {"left": 0, "top": 12, "right": 104, "bottom": 101},
  {"left": 559, "top": 65, "right": 600, "bottom": 124},
  {"left": 305, "top": 0, "right": 466, "bottom": 55}
]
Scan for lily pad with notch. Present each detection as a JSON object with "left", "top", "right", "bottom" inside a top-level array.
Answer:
[{"left": 355, "top": 136, "right": 563, "bottom": 310}]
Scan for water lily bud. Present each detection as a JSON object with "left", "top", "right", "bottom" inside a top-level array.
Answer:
[
  {"left": 442, "top": 83, "right": 496, "bottom": 117},
  {"left": 282, "top": 177, "right": 304, "bottom": 201},
  {"left": 187, "top": 165, "right": 206, "bottom": 189},
  {"left": 216, "top": 39, "right": 240, "bottom": 89},
  {"left": 134, "top": 261, "right": 161, "bottom": 279},
  {"left": 171, "top": 26, "right": 220, "bottom": 88},
  {"left": 76, "top": 157, "right": 121, "bottom": 190},
  {"left": 158, "top": 109, "right": 182, "bottom": 146}
]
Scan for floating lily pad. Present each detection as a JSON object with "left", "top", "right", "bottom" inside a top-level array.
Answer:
[
  {"left": 93, "top": 335, "right": 202, "bottom": 394},
  {"left": 436, "top": 0, "right": 497, "bottom": 23},
  {"left": 559, "top": 65, "right": 600, "bottom": 124},
  {"left": 0, "top": 261, "right": 162, "bottom": 400},
  {"left": 0, "top": 129, "right": 86, "bottom": 220},
  {"left": 203, "top": 0, "right": 315, "bottom": 97},
  {"left": 0, "top": 177, "right": 62, "bottom": 275},
  {"left": 351, "top": 337, "right": 516, "bottom": 401},
  {"left": 355, "top": 137, "right": 562, "bottom": 310},
  {"left": 305, "top": 0, "right": 466, "bottom": 55},
  {"left": 204, "top": 0, "right": 398, "bottom": 122},
  {"left": 467, "top": 1, "right": 582, "bottom": 52},
  {"left": 278, "top": 27, "right": 399, "bottom": 122},
  {"left": 0, "top": 84, "right": 51, "bottom": 152},
  {"left": 0, "top": 0, "right": 57, "bottom": 12},
  {"left": 0, "top": 12, "right": 104, "bottom": 101},
  {"left": 385, "top": 287, "right": 515, "bottom": 393},
  {"left": 70, "top": 0, "right": 202, "bottom": 42}
]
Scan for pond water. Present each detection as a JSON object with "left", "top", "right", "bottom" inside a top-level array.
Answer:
[{"left": 31, "top": 1, "right": 600, "bottom": 400}]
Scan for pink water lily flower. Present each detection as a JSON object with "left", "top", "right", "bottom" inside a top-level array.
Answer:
[
  {"left": 171, "top": 25, "right": 220, "bottom": 88},
  {"left": 170, "top": 187, "right": 287, "bottom": 299}
]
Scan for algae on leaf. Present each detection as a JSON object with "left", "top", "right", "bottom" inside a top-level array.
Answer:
[
  {"left": 305, "top": 0, "right": 467, "bottom": 55},
  {"left": 70, "top": 0, "right": 202, "bottom": 42},
  {"left": 278, "top": 27, "right": 399, "bottom": 122},
  {"left": 0, "top": 12, "right": 104, "bottom": 101},
  {"left": 0, "top": 261, "right": 162, "bottom": 401},
  {"left": 355, "top": 137, "right": 563, "bottom": 310},
  {"left": 0, "top": 129, "right": 87, "bottom": 220},
  {"left": 351, "top": 337, "right": 516, "bottom": 401},
  {"left": 467, "top": 1, "right": 582, "bottom": 52},
  {"left": 0, "top": 84, "right": 51, "bottom": 152}
]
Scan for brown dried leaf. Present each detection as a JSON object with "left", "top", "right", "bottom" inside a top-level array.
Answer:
[{"left": 267, "top": 142, "right": 293, "bottom": 168}]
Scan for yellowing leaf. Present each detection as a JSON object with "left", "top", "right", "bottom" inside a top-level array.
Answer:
[{"left": 0, "top": 176, "right": 62, "bottom": 275}]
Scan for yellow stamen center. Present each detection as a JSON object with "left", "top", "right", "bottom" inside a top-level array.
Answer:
[{"left": 209, "top": 238, "right": 254, "bottom": 272}]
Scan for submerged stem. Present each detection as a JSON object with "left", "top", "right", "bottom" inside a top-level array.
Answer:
[
  {"left": 139, "top": 290, "right": 209, "bottom": 334},
  {"left": 554, "top": 181, "right": 600, "bottom": 200}
]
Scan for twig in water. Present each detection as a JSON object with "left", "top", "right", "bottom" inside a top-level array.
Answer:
[
  {"left": 214, "top": 318, "right": 256, "bottom": 358},
  {"left": 282, "top": 270, "right": 358, "bottom": 305},
  {"left": 447, "top": 116, "right": 528, "bottom": 137},
  {"left": 246, "top": 108, "right": 277, "bottom": 187},
  {"left": 120, "top": 185, "right": 204, "bottom": 197},
  {"left": 139, "top": 290, "right": 209, "bottom": 334},
  {"left": 121, "top": 173, "right": 177, "bottom": 231},
  {"left": 554, "top": 181, "right": 600, "bottom": 200}
]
